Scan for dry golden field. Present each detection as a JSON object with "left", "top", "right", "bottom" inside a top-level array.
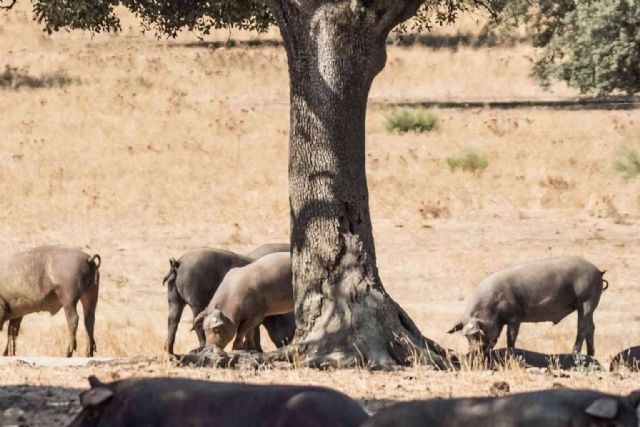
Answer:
[{"left": 1, "top": 4, "right": 640, "bottom": 426}]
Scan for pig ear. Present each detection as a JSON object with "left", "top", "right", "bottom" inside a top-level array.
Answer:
[
  {"left": 205, "top": 309, "right": 225, "bottom": 329},
  {"left": 462, "top": 318, "right": 484, "bottom": 336},
  {"left": 88, "top": 375, "right": 105, "bottom": 388},
  {"left": 80, "top": 387, "right": 114, "bottom": 408},
  {"left": 585, "top": 398, "right": 618, "bottom": 419},
  {"left": 447, "top": 323, "right": 464, "bottom": 334}
]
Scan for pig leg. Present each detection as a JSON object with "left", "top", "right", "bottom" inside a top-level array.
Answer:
[
  {"left": 4, "top": 318, "right": 22, "bottom": 356},
  {"left": 80, "top": 286, "right": 99, "bottom": 357},
  {"left": 252, "top": 327, "right": 263, "bottom": 353},
  {"left": 63, "top": 304, "right": 80, "bottom": 357},
  {"left": 233, "top": 316, "right": 263, "bottom": 351},
  {"left": 0, "top": 300, "right": 6, "bottom": 354},
  {"left": 232, "top": 319, "right": 250, "bottom": 350},
  {"left": 165, "top": 291, "right": 185, "bottom": 354},
  {"left": 585, "top": 315, "right": 596, "bottom": 356},
  {"left": 506, "top": 321, "right": 520, "bottom": 348},
  {"left": 0, "top": 299, "right": 6, "bottom": 331},
  {"left": 574, "top": 302, "right": 596, "bottom": 355},
  {"left": 573, "top": 301, "right": 596, "bottom": 356},
  {"left": 189, "top": 305, "right": 205, "bottom": 349}
]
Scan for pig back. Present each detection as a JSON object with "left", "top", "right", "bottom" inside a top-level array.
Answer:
[
  {"left": 174, "top": 249, "right": 253, "bottom": 308},
  {"left": 365, "top": 390, "right": 638, "bottom": 427},
  {"left": 0, "top": 245, "right": 93, "bottom": 317},
  {"left": 0, "top": 250, "right": 45, "bottom": 310},
  {"left": 250, "top": 252, "right": 293, "bottom": 314},
  {"left": 69, "top": 377, "right": 367, "bottom": 427}
]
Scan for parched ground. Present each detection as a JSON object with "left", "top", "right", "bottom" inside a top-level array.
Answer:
[{"left": 1, "top": 5, "right": 640, "bottom": 426}]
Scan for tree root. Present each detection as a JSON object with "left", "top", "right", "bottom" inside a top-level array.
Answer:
[{"left": 174, "top": 346, "right": 272, "bottom": 369}]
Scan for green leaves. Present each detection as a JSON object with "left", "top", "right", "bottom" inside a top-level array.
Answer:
[
  {"left": 534, "top": 0, "right": 640, "bottom": 95},
  {"left": 33, "top": 0, "right": 122, "bottom": 34},
  {"left": 24, "top": 1, "right": 490, "bottom": 40},
  {"left": 30, "top": 0, "right": 273, "bottom": 36},
  {"left": 124, "top": 0, "right": 272, "bottom": 37},
  {"left": 490, "top": 0, "right": 640, "bottom": 96}
]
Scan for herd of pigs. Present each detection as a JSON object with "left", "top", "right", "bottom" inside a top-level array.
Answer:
[{"left": 2, "top": 243, "right": 640, "bottom": 426}]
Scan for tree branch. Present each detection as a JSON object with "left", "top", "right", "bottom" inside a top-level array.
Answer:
[
  {"left": 370, "top": 0, "right": 422, "bottom": 35},
  {"left": 471, "top": 0, "right": 498, "bottom": 20},
  {"left": 0, "top": 0, "right": 17, "bottom": 10}
]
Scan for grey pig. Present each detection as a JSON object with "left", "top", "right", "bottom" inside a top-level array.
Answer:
[
  {"left": 0, "top": 245, "right": 100, "bottom": 357},
  {"left": 193, "top": 252, "right": 292, "bottom": 351},
  {"left": 448, "top": 256, "right": 607, "bottom": 355},
  {"left": 163, "top": 247, "right": 294, "bottom": 354},
  {"left": 363, "top": 389, "right": 640, "bottom": 427},
  {"left": 68, "top": 376, "right": 368, "bottom": 427},
  {"left": 610, "top": 346, "right": 640, "bottom": 371}
]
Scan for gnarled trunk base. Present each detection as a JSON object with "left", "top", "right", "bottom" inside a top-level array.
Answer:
[{"left": 263, "top": 0, "right": 448, "bottom": 369}]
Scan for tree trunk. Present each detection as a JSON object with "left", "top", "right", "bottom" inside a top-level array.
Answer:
[{"left": 267, "top": 1, "right": 449, "bottom": 369}]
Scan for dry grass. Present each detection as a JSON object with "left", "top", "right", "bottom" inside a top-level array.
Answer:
[{"left": 1, "top": 4, "right": 640, "bottom": 422}]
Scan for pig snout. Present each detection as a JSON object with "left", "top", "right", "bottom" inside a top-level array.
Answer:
[
  {"left": 206, "top": 313, "right": 236, "bottom": 350},
  {"left": 204, "top": 324, "right": 235, "bottom": 350},
  {"left": 456, "top": 317, "right": 500, "bottom": 353},
  {"left": 193, "top": 309, "right": 236, "bottom": 350}
]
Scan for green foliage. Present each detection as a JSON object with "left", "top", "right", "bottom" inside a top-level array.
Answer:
[
  {"left": 446, "top": 148, "right": 488, "bottom": 174},
  {"left": 385, "top": 109, "right": 438, "bottom": 133},
  {"left": 403, "top": 1, "right": 484, "bottom": 32},
  {"left": 490, "top": 0, "right": 640, "bottom": 96},
  {"left": 613, "top": 146, "right": 640, "bottom": 179},
  {"left": 0, "top": 65, "right": 76, "bottom": 89},
  {"left": 535, "top": 0, "right": 640, "bottom": 95},
  {"left": 30, "top": 0, "right": 272, "bottom": 35},
  {"left": 33, "top": 0, "right": 122, "bottom": 33},
  {"left": 20, "top": 0, "right": 482, "bottom": 39}
]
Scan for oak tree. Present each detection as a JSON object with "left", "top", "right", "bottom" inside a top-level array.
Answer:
[{"left": 4, "top": 0, "right": 489, "bottom": 368}]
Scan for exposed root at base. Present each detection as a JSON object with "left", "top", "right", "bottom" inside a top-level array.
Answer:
[{"left": 175, "top": 347, "right": 272, "bottom": 369}]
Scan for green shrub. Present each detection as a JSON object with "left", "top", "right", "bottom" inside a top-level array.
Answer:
[
  {"left": 446, "top": 149, "right": 489, "bottom": 175},
  {"left": 613, "top": 146, "right": 640, "bottom": 179},
  {"left": 384, "top": 108, "right": 438, "bottom": 133}
]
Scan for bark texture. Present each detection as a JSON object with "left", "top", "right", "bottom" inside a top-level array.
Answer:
[{"left": 266, "top": 0, "right": 449, "bottom": 369}]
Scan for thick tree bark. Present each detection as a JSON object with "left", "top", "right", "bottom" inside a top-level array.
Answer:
[{"left": 267, "top": 0, "right": 449, "bottom": 369}]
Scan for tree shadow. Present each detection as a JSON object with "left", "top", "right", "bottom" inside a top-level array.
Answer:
[
  {"left": 172, "top": 32, "right": 526, "bottom": 51},
  {"left": 387, "top": 32, "right": 529, "bottom": 50},
  {"left": 171, "top": 39, "right": 283, "bottom": 49},
  {"left": 0, "top": 384, "right": 81, "bottom": 426},
  {"left": 387, "top": 96, "right": 639, "bottom": 111},
  {"left": 0, "top": 65, "right": 79, "bottom": 90}
]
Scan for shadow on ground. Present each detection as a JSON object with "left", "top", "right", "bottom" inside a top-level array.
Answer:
[
  {"left": 171, "top": 32, "right": 525, "bottom": 51},
  {"left": 0, "top": 384, "right": 81, "bottom": 427},
  {"left": 0, "top": 65, "right": 78, "bottom": 90}
]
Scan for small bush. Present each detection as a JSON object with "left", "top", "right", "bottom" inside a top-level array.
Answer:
[
  {"left": 384, "top": 108, "right": 438, "bottom": 133},
  {"left": 0, "top": 65, "right": 76, "bottom": 90},
  {"left": 613, "top": 146, "right": 640, "bottom": 179},
  {"left": 446, "top": 149, "right": 489, "bottom": 174}
]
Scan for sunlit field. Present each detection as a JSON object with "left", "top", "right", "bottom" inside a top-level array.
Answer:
[{"left": 1, "top": 4, "right": 639, "bottom": 425}]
